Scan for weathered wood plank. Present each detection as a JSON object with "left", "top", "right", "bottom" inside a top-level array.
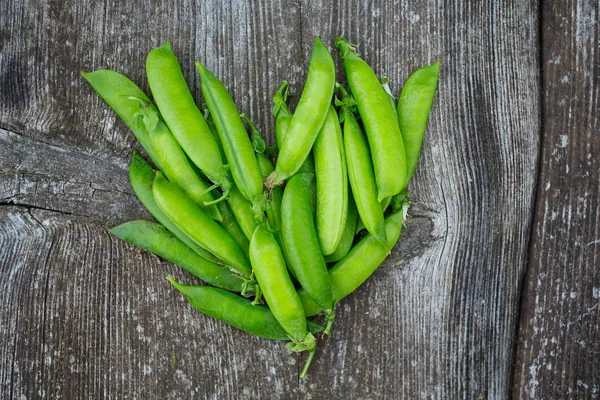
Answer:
[
  {"left": 298, "top": 1, "right": 540, "bottom": 398},
  {"left": 1, "top": 0, "right": 545, "bottom": 398},
  {"left": 0, "top": 128, "right": 147, "bottom": 225},
  {"left": 512, "top": 1, "right": 600, "bottom": 398},
  {"left": 0, "top": 207, "right": 299, "bottom": 399},
  {"left": 1, "top": 0, "right": 310, "bottom": 398}
]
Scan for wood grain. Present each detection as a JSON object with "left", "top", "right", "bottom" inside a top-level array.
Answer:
[
  {"left": 0, "top": 207, "right": 299, "bottom": 399},
  {"left": 512, "top": 1, "right": 600, "bottom": 398},
  {"left": 297, "top": 1, "right": 540, "bottom": 398},
  {"left": 0, "top": 0, "right": 569, "bottom": 398}
]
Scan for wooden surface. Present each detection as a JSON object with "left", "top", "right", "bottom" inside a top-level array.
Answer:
[
  {"left": 512, "top": 1, "right": 600, "bottom": 399},
  {"left": 0, "top": 1, "right": 597, "bottom": 399}
]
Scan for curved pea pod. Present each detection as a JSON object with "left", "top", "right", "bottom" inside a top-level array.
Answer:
[
  {"left": 281, "top": 172, "right": 335, "bottom": 333},
  {"left": 380, "top": 77, "right": 399, "bottom": 124},
  {"left": 314, "top": 104, "right": 348, "bottom": 255},
  {"left": 272, "top": 81, "right": 315, "bottom": 175},
  {"left": 152, "top": 172, "right": 252, "bottom": 278},
  {"left": 227, "top": 185, "right": 259, "bottom": 241},
  {"left": 146, "top": 43, "right": 228, "bottom": 190},
  {"left": 398, "top": 61, "right": 440, "bottom": 187},
  {"left": 301, "top": 204, "right": 408, "bottom": 317},
  {"left": 271, "top": 82, "right": 317, "bottom": 213},
  {"left": 250, "top": 224, "right": 311, "bottom": 344},
  {"left": 196, "top": 62, "right": 264, "bottom": 207},
  {"left": 167, "top": 277, "right": 324, "bottom": 341},
  {"left": 146, "top": 114, "right": 222, "bottom": 221},
  {"left": 218, "top": 201, "right": 250, "bottom": 256},
  {"left": 82, "top": 69, "right": 163, "bottom": 173},
  {"left": 325, "top": 189, "right": 358, "bottom": 263},
  {"left": 128, "top": 152, "right": 219, "bottom": 264},
  {"left": 336, "top": 37, "right": 407, "bottom": 201},
  {"left": 110, "top": 220, "right": 244, "bottom": 292},
  {"left": 269, "top": 37, "right": 335, "bottom": 185},
  {"left": 340, "top": 95, "right": 388, "bottom": 249},
  {"left": 84, "top": 68, "right": 220, "bottom": 221},
  {"left": 256, "top": 154, "right": 282, "bottom": 230}
]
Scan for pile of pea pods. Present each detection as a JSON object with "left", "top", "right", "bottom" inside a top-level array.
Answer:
[{"left": 83, "top": 36, "right": 439, "bottom": 377}]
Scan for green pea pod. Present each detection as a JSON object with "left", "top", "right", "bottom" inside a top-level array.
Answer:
[
  {"left": 271, "top": 81, "right": 317, "bottom": 214},
  {"left": 272, "top": 81, "right": 293, "bottom": 151},
  {"left": 218, "top": 201, "right": 250, "bottom": 256},
  {"left": 398, "top": 61, "right": 440, "bottom": 187},
  {"left": 314, "top": 104, "right": 348, "bottom": 255},
  {"left": 152, "top": 172, "right": 252, "bottom": 278},
  {"left": 250, "top": 224, "right": 312, "bottom": 344},
  {"left": 325, "top": 189, "right": 358, "bottom": 263},
  {"left": 146, "top": 43, "right": 229, "bottom": 192},
  {"left": 110, "top": 220, "right": 244, "bottom": 292},
  {"left": 82, "top": 69, "right": 163, "bottom": 173},
  {"left": 336, "top": 37, "right": 407, "bottom": 201},
  {"left": 128, "top": 152, "right": 219, "bottom": 264},
  {"left": 301, "top": 204, "right": 408, "bottom": 316},
  {"left": 256, "top": 153, "right": 298, "bottom": 280},
  {"left": 145, "top": 112, "right": 222, "bottom": 221},
  {"left": 227, "top": 185, "right": 259, "bottom": 241},
  {"left": 339, "top": 88, "right": 388, "bottom": 249},
  {"left": 272, "top": 82, "right": 316, "bottom": 176},
  {"left": 380, "top": 77, "right": 398, "bottom": 124},
  {"left": 281, "top": 172, "right": 335, "bottom": 333},
  {"left": 268, "top": 38, "right": 335, "bottom": 185},
  {"left": 196, "top": 62, "right": 264, "bottom": 208},
  {"left": 167, "top": 277, "right": 324, "bottom": 341},
  {"left": 256, "top": 153, "right": 282, "bottom": 231}
]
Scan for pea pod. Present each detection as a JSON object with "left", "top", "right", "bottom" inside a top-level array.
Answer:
[
  {"left": 218, "top": 201, "right": 250, "bottom": 256},
  {"left": 380, "top": 76, "right": 398, "bottom": 124},
  {"left": 338, "top": 87, "right": 387, "bottom": 248},
  {"left": 167, "top": 277, "right": 324, "bottom": 340},
  {"left": 301, "top": 204, "right": 408, "bottom": 316},
  {"left": 325, "top": 189, "right": 358, "bottom": 263},
  {"left": 272, "top": 81, "right": 317, "bottom": 214},
  {"left": 250, "top": 225, "right": 312, "bottom": 342},
  {"left": 398, "top": 61, "right": 440, "bottom": 187},
  {"left": 110, "top": 220, "right": 244, "bottom": 292},
  {"left": 281, "top": 172, "right": 335, "bottom": 333},
  {"left": 82, "top": 70, "right": 163, "bottom": 173},
  {"left": 128, "top": 152, "right": 219, "bottom": 264},
  {"left": 256, "top": 153, "right": 282, "bottom": 231},
  {"left": 313, "top": 104, "right": 348, "bottom": 255},
  {"left": 336, "top": 37, "right": 407, "bottom": 201},
  {"left": 152, "top": 172, "right": 252, "bottom": 278},
  {"left": 227, "top": 185, "right": 259, "bottom": 241},
  {"left": 196, "top": 62, "right": 264, "bottom": 209},
  {"left": 146, "top": 43, "right": 230, "bottom": 193},
  {"left": 268, "top": 37, "right": 335, "bottom": 185}
]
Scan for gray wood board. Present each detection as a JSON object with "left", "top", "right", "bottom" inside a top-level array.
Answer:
[
  {"left": 1, "top": 0, "right": 541, "bottom": 398},
  {"left": 512, "top": 0, "right": 600, "bottom": 398}
]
